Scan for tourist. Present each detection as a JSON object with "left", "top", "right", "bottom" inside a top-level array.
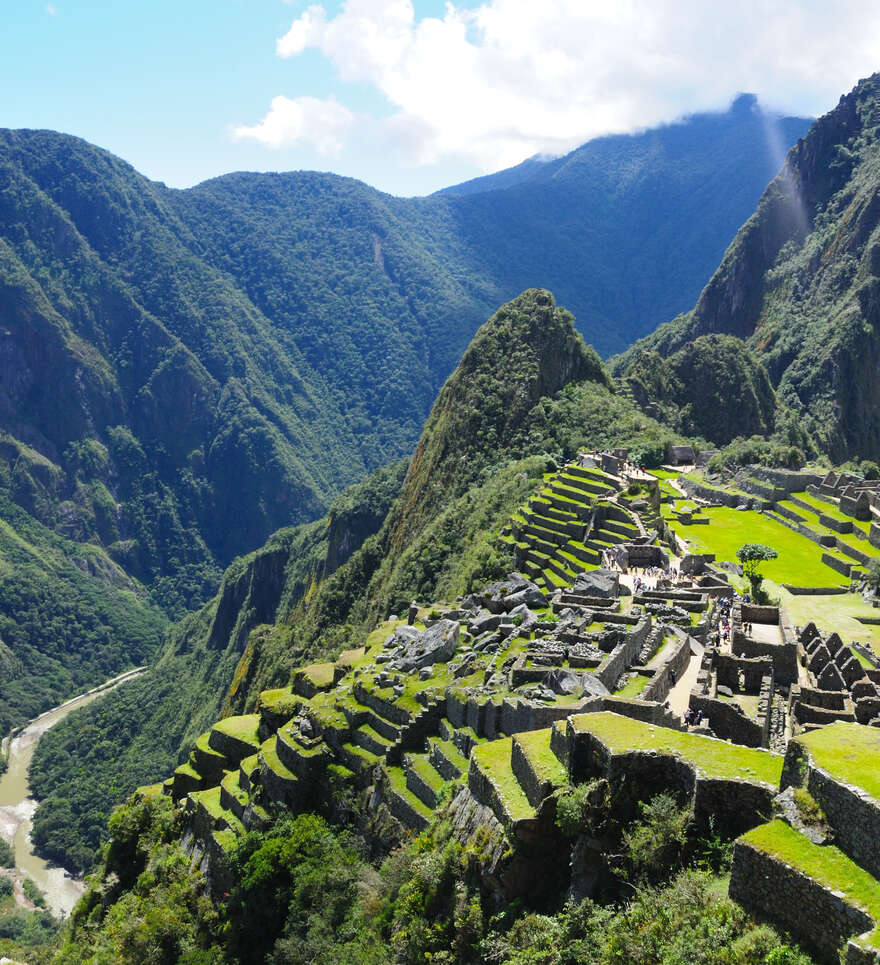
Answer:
[{"left": 670, "top": 668, "right": 677, "bottom": 686}]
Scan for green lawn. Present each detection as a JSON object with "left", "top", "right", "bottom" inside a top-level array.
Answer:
[
  {"left": 770, "top": 582, "right": 880, "bottom": 654},
  {"left": 570, "top": 711, "right": 783, "bottom": 786},
  {"left": 649, "top": 469, "right": 682, "bottom": 480},
  {"left": 779, "top": 499, "right": 877, "bottom": 553},
  {"left": 614, "top": 673, "right": 650, "bottom": 698},
  {"left": 471, "top": 738, "right": 536, "bottom": 823},
  {"left": 791, "top": 491, "right": 871, "bottom": 533},
  {"left": 514, "top": 729, "right": 567, "bottom": 787},
  {"left": 673, "top": 506, "right": 848, "bottom": 586},
  {"left": 741, "top": 820, "right": 880, "bottom": 949},
  {"left": 213, "top": 714, "right": 261, "bottom": 746},
  {"left": 796, "top": 722, "right": 880, "bottom": 801},
  {"left": 298, "top": 662, "right": 336, "bottom": 688}
]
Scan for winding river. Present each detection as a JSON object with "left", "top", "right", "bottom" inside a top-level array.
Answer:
[{"left": 0, "top": 667, "right": 146, "bottom": 918}]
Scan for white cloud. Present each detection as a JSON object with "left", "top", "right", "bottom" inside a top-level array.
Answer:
[
  {"left": 231, "top": 94, "right": 355, "bottom": 153},
  {"left": 46, "top": 4, "right": 57, "bottom": 15},
  {"left": 256, "top": 0, "right": 880, "bottom": 171}
]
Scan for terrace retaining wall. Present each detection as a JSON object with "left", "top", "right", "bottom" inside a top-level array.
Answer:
[
  {"left": 729, "top": 840, "right": 876, "bottom": 965},
  {"left": 688, "top": 693, "right": 764, "bottom": 747}
]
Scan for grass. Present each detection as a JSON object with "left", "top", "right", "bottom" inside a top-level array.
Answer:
[
  {"left": 259, "top": 736, "right": 298, "bottom": 781},
  {"left": 796, "top": 722, "right": 880, "bottom": 801},
  {"left": 768, "top": 582, "right": 880, "bottom": 654},
  {"left": 407, "top": 753, "right": 448, "bottom": 793},
  {"left": 614, "top": 673, "right": 650, "bottom": 698},
  {"left": 384, "top": 765, "right": 434, "bottom": 821},
  {"left": 431, "top": 738, "right": 469, "bottom": 774},
  {"left": 741, "top": 820, "right": 880, "bottom": 949},
  {"left": 471, "top": 737, "right": 536, "bottom": 823},
  {"left": 649, "top": 469, "right": 682, "bottom": 480},
  {"left": 514, "top": 729, "right": 567, "bottom": 787},
  {"left": 570, "top": 711, "right": 783, "bottom": 786},
  {"left": 298, "top": 662, "right": 336, "bottom": 688},
  {"left": 672, "top": 505, "right": 849, "bottom": 586},
  {"left": 213, "top": 714, "right": 261, "bottom": 746},
  {"left": 791, "top": 491, "right": 871, "bottom": 533}
]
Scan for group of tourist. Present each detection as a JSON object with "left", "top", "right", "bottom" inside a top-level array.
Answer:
[{"left": 683, "top": 706, "right": 705, "bottom": 727}]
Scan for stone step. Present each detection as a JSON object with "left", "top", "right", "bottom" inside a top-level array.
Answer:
[
  {"left": 275, "top": 725, "right": 330, "bottom": 777},
  {"left": 191, "top": 732, "right": 227, "bottom": 783},
  {"left": 190, "top": 785, "right": 244, "bottom": 840},
  {"left": 172, "top": 762, "right": 202, "bottom": 800},
  {"left": 338, "top": 741, "right": 380, "bottom": 776},
  {"left": 563, "top": 465, "right": 616, "bottom": 487},
  {"left": 382, "top": 765, "right": 432, "bottom": 832},
  {"left": 352, "top": 723, "right": 393, "bottom": 757},
  {"left": 547, "top": 481, "right": 595, "bottom": 506},
  {"left": 404, "top": 753, "right": 447, "bottom": 809},
  {"left": 336, "top": 697, "right": 402, "bottom": 742},
  {"left": 601, "top": 519, "right": 639, "bottom": 540},
  {"left": 566, "top": 541, "right": 600, "bottom": 565},
  {"left": 258, "top": 736, "right": 300, "bottom": 808},
  {"left": 522, "top": 532, "right": 560, "bottom": 558},
  {"left": 468, "top": 737, "right": 537, "bottom": 830},
  {"left": 428, "top": 737, "right": 469, "bottom": 780},
  {"left": 511, "top": 729, "right": 568, "bottom": 808},
  {"left": 238, "top": 753, "right": 260, "bottom": 793},
  {"left": 529, "top": 500, "right": 580, "bottom": 525},
  {"left": 558, "top": 473, "right": 612, "bottom": 497},
  {"left": 451, "top": 725, "right": 483, "bottom": 758},
  {"left": 220, "top": 769, "right": 249, "bottom": 824},
  {"left": 731, "top": 819, "right": 880, "bottom": 964},
  {"left": 208, "top": 714, "right": 262, "bottom": 765}
]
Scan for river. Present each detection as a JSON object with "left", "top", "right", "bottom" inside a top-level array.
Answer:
[{"left": 0, "top": 667, "right": 146, "bottom": 918}]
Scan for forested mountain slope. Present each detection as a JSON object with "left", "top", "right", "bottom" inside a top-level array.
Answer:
[
  {"left": 616, "top": 73, "right": 880, "bottom": 462},
  {"left": 0, "top": 97, "right": 806, "bottom": 729},
  {"left": 30, "top": 290, "right": 685, "bottom": 872}
]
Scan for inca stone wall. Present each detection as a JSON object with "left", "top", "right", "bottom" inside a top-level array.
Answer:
[{"left": 730, "top": 840, "right": 876, "bottom": 965}]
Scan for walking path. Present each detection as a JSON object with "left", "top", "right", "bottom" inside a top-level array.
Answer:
[{"left": 666, "top": 638, "right": 704, "bottom": 718}]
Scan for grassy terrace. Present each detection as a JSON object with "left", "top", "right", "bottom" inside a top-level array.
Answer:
[
  {"left": 741, "top": 820, "right": 880, "bottom": 949},
  {"left": 471, "top": 737, "right": 536, "bottom": 823},
  {"left": 385, "top": 765, "right": 434, "bottom": 822},
  {"left": 515, "top": 729, "right": 567, "bottom": 787},
  {"left": 792, "top": 491, "right": 872, "bottom": 533},
  {"left": 765, "top": 581, "right": 880, "bottom": 654},
  {"left": 613, "top": 673, "right": 650, "bottom": 698},
  {"left": 796, "top": 722, "right": 880, "bottom": 801},
  {"left": 674, "top": 505, "right": 849, "bottom": 586},
  {"left": 570, "top": 712, "right": 783, "bottom": 786},
  {"left": 408, "top": 754, "right": 448, "bottom": 792},
  {"left": 298, "top": 662, "right": 336, "bottom": 688},
  {"left": 213, "top": 714, "right": 261, "bottom": 745},
  {"left": 260, "top": 736, "right": 297, "bottom": 780}
]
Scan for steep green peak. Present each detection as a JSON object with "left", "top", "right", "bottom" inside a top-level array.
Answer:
[
  {"left": 390, "top": 289, "right": 606, "bottom": 552},
  {"left": 457, "top": 287, "right": 608, "bottom": 393}
]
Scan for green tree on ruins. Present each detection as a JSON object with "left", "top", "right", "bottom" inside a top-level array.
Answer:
[{"left": 736, "top": 543, "right": 778, "bottom": 599}]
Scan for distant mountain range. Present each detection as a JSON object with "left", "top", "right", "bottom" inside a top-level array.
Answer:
[
  {"left": 617, "top": 74, "right": 880, "bottom": 463},
  {"left": 0, "top": 95, "right": 808, "bottom": 731}
]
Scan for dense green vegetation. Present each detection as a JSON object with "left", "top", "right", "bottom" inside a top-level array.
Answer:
[
  {"left": 0, "top": 98, "right": 808, "bottom": 748},
  {"left": 622, "top": 335, "right": 779, "bottom": 445},
  {"left": 616, "top": 72, "right": 880, "bottom": 463},
  {"left": 28, "top": 459, "right": 407, "bottom": 872},
  {"left": 0, "top": 489, "right": 166, "bottom": 733},
  {"left": 52, "top": 784, "right": 812, "bottom": 964}
]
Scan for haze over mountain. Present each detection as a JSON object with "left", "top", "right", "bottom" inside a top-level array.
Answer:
[{"left": 618, "top": 73, "right": 880, "bottom": 463}]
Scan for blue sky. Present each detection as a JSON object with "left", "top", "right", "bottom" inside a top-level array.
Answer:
[{"left": 3, "top": 1, "right": 880, "bottom": 197}]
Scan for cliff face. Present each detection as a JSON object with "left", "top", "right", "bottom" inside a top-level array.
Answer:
[{"left": 618, "top": 73, "right": 880, "bottom": 461}]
